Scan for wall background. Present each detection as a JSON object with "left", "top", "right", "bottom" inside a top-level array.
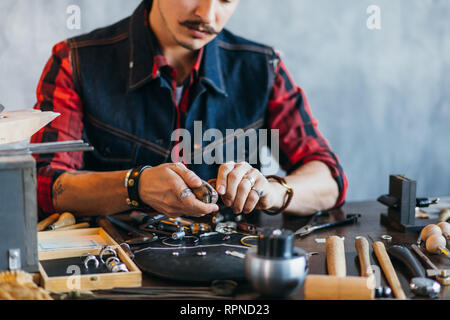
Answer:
[{"left": 0, "top": 0, "right": 449, "bottom": 201}]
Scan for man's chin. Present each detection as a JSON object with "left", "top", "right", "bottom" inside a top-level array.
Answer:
[{"left": 175, "top": 36, "right": 214, "bottom": 51}]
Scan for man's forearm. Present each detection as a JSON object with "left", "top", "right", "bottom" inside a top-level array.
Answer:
[
  {"left": 52, "top": 170, "right": 130, "bottom": 217},
  {"left": 270, "top": 161, "right": 340, "bottom": 216}
]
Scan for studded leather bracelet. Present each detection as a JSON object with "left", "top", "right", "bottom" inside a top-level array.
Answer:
[
  {"left": 264, "top": 175, "right": 294, "bottom": 215},
  {"left": 125, "top": 165, "right": 152, "bottom": 209}
]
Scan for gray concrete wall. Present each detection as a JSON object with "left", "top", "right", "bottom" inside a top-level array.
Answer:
[{"left": 1, "top": 0, "right": 449, "bottom": 201}]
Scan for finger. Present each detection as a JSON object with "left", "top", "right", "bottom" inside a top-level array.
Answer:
[
  {"left": 232, "top": 177, "right": 253, "bottom": 214},
  {"left": 243, "top": 178, "right": 265, "bottom": 214},
  {"left": 178, "top": 189, "right": 219, "bottom": 217},
  {"left": 224, "top": 162, "right": 252, "bottom": 207},
  {"left": 170, "top": 162, "right": 202, "bottom": 188},
  {"left": 216, "top": 161, "right": 235, "bottom": 195}
]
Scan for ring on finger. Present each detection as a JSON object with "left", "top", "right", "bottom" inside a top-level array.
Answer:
[
  {"left": 250, "top": 186, "right": 264, "bottom": 198},
  {"left": 180, "top": 188, "right": 193, "bottom": 199},
  {"left": 242, "top": 175, "right": 256, "bottom": 187}
]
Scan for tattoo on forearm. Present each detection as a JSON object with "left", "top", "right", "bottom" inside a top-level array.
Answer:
[{"left": 52, "top": 180, "right": 65, "bottom": 203}]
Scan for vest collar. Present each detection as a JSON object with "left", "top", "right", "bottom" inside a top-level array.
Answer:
[{"left": 127, "top": 0, "right": 227, "bottom": 96}]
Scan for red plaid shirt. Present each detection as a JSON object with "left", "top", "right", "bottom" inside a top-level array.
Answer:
[{"left": 31, "top": 36, "right": 348, "bottom": 216}]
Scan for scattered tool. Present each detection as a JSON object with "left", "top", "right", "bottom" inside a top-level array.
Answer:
[
  {"left": 37, "top": 213, "right": 60, "bottom": 232},
  {"left": 378, "top": 175, "right": 438, "bottom": 232},
  {"left": 96, "top": 280, "right": 238, "bottom": 299},
  {"left": 355, "top": 236, "right": 392, "bottom": 298},
  {"left": 304, "top": 275, "right": 374, "bottom": 300},
  {"left": 372, "top": 241, "right": 406, "bottom": 299},
  {"left": 57, "top": 222, "right": 90, "bottom": 231},
  {"left": 439, "top": 209, "right": 450, "bottom": 222},
  {"left": 106, "top": 215, "right": 157, "bottom": 241},
  {"left": 387, "top": 245, "right": 440, "bottom": 298},
  {"left": 97, "top": 217, "right": 137, "bottom": 258},
  {"left": 294, "top": 211, "right": 360, "bottom": 237},
  {"left": 48, "top": 212, "right": 76, "bottom": 230},
  {"left": 244, "top": 228, "right": 308, "bottom": 298},
  {"left": 437, "top": 222, "right": 450, "bottom": 239},
  {"left": 326, "top": 236, "right": 346, "bottom": 277},
  {"left": 129, "top": 211, "right": 167, "bottom": 225},
  {"left": 305, "top": 235, "right": 376, "bottom": 300},
  {"left": 425, "top": 234, "right": 450, "bottom": 257},
  {"left": 410, "top": 244, "right": 450, "bottom": 285},
  {"left": 355, "top": 237, "right": 374, "bottom": 278},
  {"left": 418, "top": 224, "right": 442, "bottom": 245}
]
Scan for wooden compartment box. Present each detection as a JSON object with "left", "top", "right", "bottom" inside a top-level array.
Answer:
[{"left": 38, "top": 227, "right": 141, "bottom": 292}]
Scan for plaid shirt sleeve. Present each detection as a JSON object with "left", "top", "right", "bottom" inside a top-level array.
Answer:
[
  {"left": 30, "top": 41, "right": 84, "bottom": 216},
  {"left": 267, "top": 55, "right": 348, "bottom": 207}
]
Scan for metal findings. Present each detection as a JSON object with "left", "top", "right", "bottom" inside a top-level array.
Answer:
[
  {"left": 381, "top": 234, "right": 392, "bottom": 244},
  {"left": 215, "top": 222, "right": 237, "bottom": 235},
  {"left": 105, "top": 256, "right": 129, "bottom": 273},
  {"left": 99, "top": 245, "right": 118, "bottom": 264},
  {"left": 83, "top": 253, "right": 100, "bottom": 269}
]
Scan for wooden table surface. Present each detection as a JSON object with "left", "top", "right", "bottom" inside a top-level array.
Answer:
[{"left": 134, "top": 197, "right": 450, "bottom": 300}]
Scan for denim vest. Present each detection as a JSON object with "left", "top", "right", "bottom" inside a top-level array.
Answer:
[{"left": 67, "top": 1, "right": 277, "bottom": 181}]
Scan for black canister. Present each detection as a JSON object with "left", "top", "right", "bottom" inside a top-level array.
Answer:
[{"left": 257, "top": 228, "right": 294, "bottom": 259}]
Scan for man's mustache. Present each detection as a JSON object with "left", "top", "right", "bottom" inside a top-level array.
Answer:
[{"left": 180, "top": 20, "right": 219, "bottom": 35}]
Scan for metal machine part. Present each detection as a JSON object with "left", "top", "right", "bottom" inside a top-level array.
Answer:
[
  {"left": 387, "top": 245, "right": 441, "bottom": 297},
  {"left": 410, "top": 277, "right": 440, "bottom": 298},
  {"left": 375, "top": 286, "right": 392, "bottom": 298},
  {"left": 244, "top": 228, "right": 308, "bottom": 298}
]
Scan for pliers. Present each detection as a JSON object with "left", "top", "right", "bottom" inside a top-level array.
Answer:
[{"left": 294, "top": 211, "right": 361, "bottom": 237}]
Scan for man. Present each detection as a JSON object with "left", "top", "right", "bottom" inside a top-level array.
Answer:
[{"left": 31, "top": 0, "right": 347, "bottom": 219}]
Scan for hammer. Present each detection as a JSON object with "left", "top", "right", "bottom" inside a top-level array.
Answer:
[
  {"left": 304, "top": 236, "right": 375, "bottom": 300},
  {"left": 411, "top": 244, "right": 450, "bottom": 286}
]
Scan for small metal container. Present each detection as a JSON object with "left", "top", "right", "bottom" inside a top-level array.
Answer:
[{"left": 244, "top": 229, "right": 309, "bottom": 298}]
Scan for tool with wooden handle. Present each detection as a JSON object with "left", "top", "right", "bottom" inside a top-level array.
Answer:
[
  {"left": 372, "top": 241, "right": 406, "bottom": 299},
  {"left": 437, "top": 222, "right": 450, "bottom": 239},
  {"left": 57, "top": 222, "right": 90, "bottom": 231},
  {"left": 326, "top": 236, "right": 346, "bottom": 277},
  {"left": 48, "top": 212, "right": 76, "bottom": 230},
  {"left": 37, "top": 213, "right": 60, "bottom": 232},
  {"left": 304, "top": 275, "right": 374, "bottom": 300},
  {"left": 425, "top": 234, "right": 450, "bottom": 257},
  {"left": 410, "top": 244, "right": 450, "bottom": 285},
  {"left": 421, "top": 224, "right": 443, "bottom": 243},
  {"left": 355, "top": 237, "right": 374, "bottom": 278}
]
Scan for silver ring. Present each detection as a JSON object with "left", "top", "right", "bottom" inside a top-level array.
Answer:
[
  {"left": 250, "top": 187, "right": 263, "bottom": 198},
  {"left": 243, "top": 176, "right": 256, "bottom": 187},
  {"left": 99, "top": 245, "right": 117, "bottom": 264},
  {"left": 180, "top": 188, "right": 193, "bottom": 199},
  {"left": 105, "top": 256, "right": 120, "bottom": 267},
  {"left": 83, "top": 254, "right": 99, "bottom": 269}
]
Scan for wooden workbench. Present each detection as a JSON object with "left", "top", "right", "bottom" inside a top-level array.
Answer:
[{"left": 136, "top": 196, "right": 450, "bottom": 300}]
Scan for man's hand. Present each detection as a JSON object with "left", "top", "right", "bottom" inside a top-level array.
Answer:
[
  {"left": 215, "top": 161, "right": 285, "bottom": 214},
  {"left": 138, "top": 163, "right": 219, "bottom": 217}
]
